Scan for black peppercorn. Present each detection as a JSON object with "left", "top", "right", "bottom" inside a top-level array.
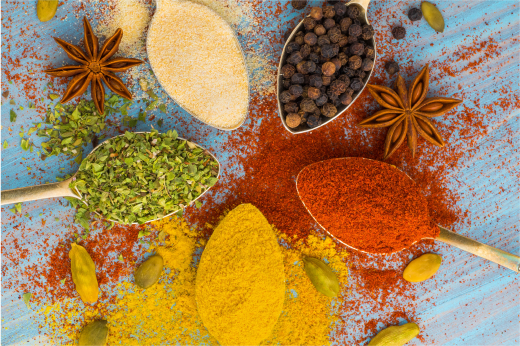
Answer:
[
  {"left": 297, "top": 60, "right": 316, "bottom": 74},
  {"left": 408, "top": 7, "right": 422, "bottom": 22},
  {"left": 287, "top": 51, "right": 303, "bottom": 65},
  {"left": 361, "top": 24, "right": 375, "bottom": 40},
  {"left": 301, "top": 85, "right": 309, "bottom": 98},
  {"left": 303, "top": 17, "right": 316, "bottom": 31},
  {"left": 300, "top": 98, "right": 317, "bottom": 112},
  {"left": 361, "top": 58, "right": 373, "bottom": 71},
  {"left": 364, "top": 46, "right": 375, "bottom": 59},
  {"left": 307, "top": 87, "right": 321, "bottom": 100},
  {"left": 338, "top": 35, "right": 349, "bottom": 47},
  {"left": 321, "top": 103, "right": 337, "bottom": 117},
  {"left": 291, "top": 72, "right": 305, "bottom": 84},
  {"left": 342, "top": 66, "right": 356, "bottom": 77},
  {"left": 330, "top": 80, "right": 347, "bottom": 95},
  {"left": 291, "top": 0, "right": 307, "bottom": 10},
  {"left": 323, "top": 6, "right": 335, "bottom": 18},
  {"left": 334, "top": 2, "right": 347, "bottom": 16},
  {"left": 323, "top": 18, "right": 336, "bottom": 30},
  {"left": 392, "top": 26, "right": 406, "bottom": 40},
  {"left": 349, "top": 42, "right": 364, "bottom": 56},
  {"left": 283, "top": 79, "right": 291, "bottom": 89},
  {"left": 328, "top": 27, "right": 342, "bottom": 43},
  {"left": 348, "top": 55, "right": 362, "bottom": 70},
  {"left": 332, "top": 44, "right": 340, "bottom": 56},
  {"left": 295, "top": 35, "right": 305, "bottom": 45},
  {"left": 350, "top": 77, "right": 363, "bottom": 91},
  {"left": 340, "top": 17, "right": 352, "bottom": 33},
  {"left": 314, "top": 25, "right": 327, "bottom": 36},
  {"left": 313, "top": 45, "right": 322, "bottom": 54},
  {"left": 385, "top": 60, "right": 400, "bottom": 75},
  {"left": 330, "top": 58, "right": 342, "bottom": 72},
  {"left": 304, "top": 32, "right": 318, "bottom": 46},
  {"left": 304, "top": 75, "right": 311, "bottom": 85},
  {"left": 300, "top": 44, "right": 311, "bottom": 58},
  {"left": 339, "top": 92, "right": 353, "bottom": 105},
  {"left": 346, "top": 87, "right": 354, "bottom": 96},
  {"left": 286, "top": 113, "right": 301, "bottom": 128},
  {"left": 327, "top": 89, "right": 339, "bottom": 101},
  {"left": 281, "top": 64, "right": 296, "bottom": 78},
  {"left": 327, "top": 0, "right": 340, "bottom": 4},
  {"left": 315, "top": 94, "right": 328, "bottom": 107},
  {"left": 349, "top": 24, "right": 362, "bottom": 37},
  {"left": 347, "top": 35, "right": 358, "bottom": 44},
  {"left": 322, "top": 61, "right": 336, "bottom": 76},
  {"left": 355, "top": 69, "right": 366, "bottom": 79},
  {"left": 308, "top": 52, "right": 320, "bottom": 64},
  {"left": 286, "top": 42, "right": 300, "bottom": 54},
  {"left": 284, "top": 102, "right": 299, "bottom": 113},
  {"left": 347, "top": 5, "right": 360, "bottom": 19},
  {"left": 289, "top": 84, "right": 303, "bottom": 97},
  {"left": 280, "top": 90, "right": 293, "bottom": 103},
  {"left": 337, "top": 74, "right": 350, "bottom": 86},
  {"left": 322, "top": 75, "right": 332, "bottom": 86},
  {"left": 309, "top": 74, "right": 323, "bottom": 88},
  {"left": 310, "top": 7, "right": 323, "bottom": 20},
  {"left": 321, "top": 44, "right": 336, "bottom": 59},
  {"left": 318, "top": 35, "right": 331, "bottom": 47},
  {"left": 299, "top": 110, "right": 308, "bottom": 123},
  {"left": 307, "top": 114, "right": 322, "bottom": 128},
  {"left": 337, "top": 52, "right": 348, "bottom": 66}
]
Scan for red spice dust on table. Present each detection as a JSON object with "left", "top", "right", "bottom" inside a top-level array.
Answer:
[{"left": 297, "top": 158, "right": 439, "bottom": 254}]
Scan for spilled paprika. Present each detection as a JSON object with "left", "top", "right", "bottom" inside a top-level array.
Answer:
[{"left": 297, "top": 157, "right": 439, "bottom": 253}]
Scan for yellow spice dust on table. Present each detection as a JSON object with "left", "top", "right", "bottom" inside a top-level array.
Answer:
[{"left": 38, "top": 212, "right": 348, "bottom": 345}]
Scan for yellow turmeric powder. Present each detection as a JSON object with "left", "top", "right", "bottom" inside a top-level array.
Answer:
[
  {"left": 196, "top": 204, "right": 286, "bottom": 345},
  {"left": 37, "top": 214, "right": 348, "bottom": 345}
]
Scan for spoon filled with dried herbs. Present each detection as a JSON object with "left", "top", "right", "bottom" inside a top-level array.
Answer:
[
  {"left": 1, "top": 130, "right": 220, "bottom": 225},
  {"left": 296, "top": 157, "right": 520, "bottom": 272}
]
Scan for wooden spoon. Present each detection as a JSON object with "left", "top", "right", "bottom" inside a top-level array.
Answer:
[{"left": 296, "top": 157, "right": 520, "bottom": 273}]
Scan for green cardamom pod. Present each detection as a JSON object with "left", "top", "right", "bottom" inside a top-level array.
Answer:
[
  {"left": 69, "top": 243, "right": 99, "bottom": 304},
  {"left": 421, "top": 1, "right": 445, "bottom": 33},
  {"left": 134, "top": 254, "right": 164, "bottom": 289},
  {"left": 403, "top": 253, "right": 442, "bottom": 282},
  {"left": 36, "top": 0, "right": 58, "bottom": 22},
  {"left": 78, "top": 320, "right": 109, "bottom": 346},
  {"left": 303, "top": 256, "right": 339, "bottom": 298},
  {"left": 368, "top": 322, "right": 420, "bottom": 346}
]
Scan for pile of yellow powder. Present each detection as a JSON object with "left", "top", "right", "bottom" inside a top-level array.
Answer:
[{"left": 38, "top": 216, "right": 348, "bottom": 345}]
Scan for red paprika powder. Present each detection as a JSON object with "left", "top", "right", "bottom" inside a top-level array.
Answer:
[{"left": 297, "top": 157, "right": 439, "bottom": 253}]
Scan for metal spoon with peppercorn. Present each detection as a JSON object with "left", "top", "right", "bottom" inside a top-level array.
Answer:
[
  {"left": 277, "top": 0, "right": 376, "bottom": 134},
  {"left": 1, "top": 132, "right": 221, "bottom": 226},
  {"left": 296, "top": 157, "right": 520, "bottom": 273}
]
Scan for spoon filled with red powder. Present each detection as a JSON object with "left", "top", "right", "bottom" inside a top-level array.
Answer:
[{"left": 296, "top": 158, "right": 519, "bottom": 272}]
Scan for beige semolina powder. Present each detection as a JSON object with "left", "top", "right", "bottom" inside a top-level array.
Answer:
[{"left": 147, "top": 0, "right": 249, "bottom": 130}]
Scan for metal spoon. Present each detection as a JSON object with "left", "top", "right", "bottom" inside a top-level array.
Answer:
[
  {"left": 1, "top": 132, "right": 221, "bottom": 225},
  {"left": 277, "top": 0, "right": 375, "bottom": 134},
  {"left": 146, "top": 0, "right": 250, "bottom": 131},
  {"left": 296, "top": 157, "right": 520, "bottom": 272}
]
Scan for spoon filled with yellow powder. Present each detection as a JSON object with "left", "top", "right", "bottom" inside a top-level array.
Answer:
[{"left": 147, "top": 0, "right": 250, "bottom": 130}]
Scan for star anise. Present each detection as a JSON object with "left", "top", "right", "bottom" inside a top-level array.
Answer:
[
  {"left": 44, "top": 17, "right": 143, "bottom": 114},
  {"left": 358, "top": 64, "right": 462, "bottom": 159}
]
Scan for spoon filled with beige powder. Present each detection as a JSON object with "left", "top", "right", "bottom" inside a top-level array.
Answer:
[{"left": 147, "top": 0, "right": 250, "bottom": 130}]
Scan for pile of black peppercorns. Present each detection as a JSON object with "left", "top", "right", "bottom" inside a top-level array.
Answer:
[{"left": 280, "top": 3, "right": 375, "bottom": 130}]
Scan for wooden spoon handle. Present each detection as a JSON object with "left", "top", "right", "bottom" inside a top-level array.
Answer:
[
  {"left": 437, "top": 226, "right": 520, "bottom": 273},
  {"left": 1, "top": 178, "right": 77, "bottom": 206}
]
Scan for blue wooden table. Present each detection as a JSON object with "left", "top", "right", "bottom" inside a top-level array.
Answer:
[{"left": 2, "top": 0, "right": 519, "bottom": 345}]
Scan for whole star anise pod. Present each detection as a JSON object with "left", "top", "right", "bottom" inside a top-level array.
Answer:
[
  {"left": 358, "top": 64, "right": 462, "bottom": 159},
  {"left": 44, "top": 17, "right": 143, "bottom": 114}
]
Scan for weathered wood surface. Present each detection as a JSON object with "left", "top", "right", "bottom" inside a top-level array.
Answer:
[{"left": 1, "top": 0, "right": 518, "bottom": 345}]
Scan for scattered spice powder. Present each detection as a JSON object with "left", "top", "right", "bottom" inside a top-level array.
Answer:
[{"left": 297, "top": 158, "right": 439, "bottom": 254}]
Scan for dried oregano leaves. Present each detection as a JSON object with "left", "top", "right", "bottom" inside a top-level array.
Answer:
[
  {"left": 422, "top": 1, "right": 445, "bottom": 33},
  {"left": 70, "top": 130, "right": 220, "bottom": 225}
]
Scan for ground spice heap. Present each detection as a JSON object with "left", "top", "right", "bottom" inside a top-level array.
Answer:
[
  {"left": 297, "top": 158, "right": 439, "bottom": 253},
  {"left": 147, "top": 0, "right": 249, "bottom": 129}
]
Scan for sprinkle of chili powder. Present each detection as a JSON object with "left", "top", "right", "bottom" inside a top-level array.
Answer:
[{"left": 296, "top": 158, "right": 439, "bottom": 254}]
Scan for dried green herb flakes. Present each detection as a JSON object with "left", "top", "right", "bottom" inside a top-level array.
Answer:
[{"left": 70, "top": 130, "right": 219, "bottom": 225}]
